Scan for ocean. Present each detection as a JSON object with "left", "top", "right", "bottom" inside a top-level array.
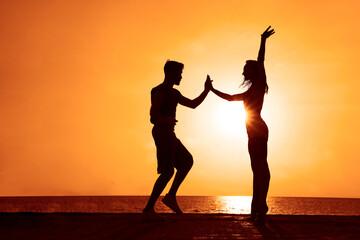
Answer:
[{"left": 0, "top": 196, "right": 359, "bottom": 215}]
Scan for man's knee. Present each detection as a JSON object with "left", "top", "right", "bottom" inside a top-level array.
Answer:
[
  {"left": 176, "top": 153, "right": 193, "bottom": 172},
  {"left": 266, "top": 171, "right": 271, "bottom": 181},
  {"left": 184, "top": 154, "right": 193, "bottom": 171},
  {"left": 161, "top": 168, "right": 175, "bottom": 180}
]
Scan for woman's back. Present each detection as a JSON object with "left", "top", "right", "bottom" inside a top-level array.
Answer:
[{"left": 243, "top": 80, "right": 268, "bottom": 139}]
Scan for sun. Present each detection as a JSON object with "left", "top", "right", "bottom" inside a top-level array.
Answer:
[{"left": 214, "top": 101, "right": 247, "bottom": 137}]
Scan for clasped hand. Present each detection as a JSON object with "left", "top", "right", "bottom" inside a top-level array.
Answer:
[{"left": 205, "top": 75, "right": 213, "bottom": 91}]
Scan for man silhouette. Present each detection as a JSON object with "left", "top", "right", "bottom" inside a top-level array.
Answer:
[{"left": 143, "top": 60, "right": 212, "bottom": 215}]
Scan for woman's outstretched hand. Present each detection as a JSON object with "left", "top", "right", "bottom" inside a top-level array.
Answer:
[
  {"left": 205, "top": 75, "right": 213, "bottom": 91},
  {"left": 261, "top": 26, "right": 275, "bottom": 39}
]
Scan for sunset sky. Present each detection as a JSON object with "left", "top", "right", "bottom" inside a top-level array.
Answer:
[{"left": 1, "top": 0, "right": 359, "bottom": 198}]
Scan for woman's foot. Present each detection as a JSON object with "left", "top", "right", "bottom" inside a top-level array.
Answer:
[
  {"left": 246, "top": 214, "right": 257, "bottom": 221},
  {"left": 254, "top": 215, "right": 266, "bottom": 226}
]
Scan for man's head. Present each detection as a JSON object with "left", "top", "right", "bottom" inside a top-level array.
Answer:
[{"left": 164, "top": 60, "right": 184, "bottom": 85}]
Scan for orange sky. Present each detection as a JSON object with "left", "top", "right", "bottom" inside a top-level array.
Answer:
[{"left": 1, "top": 0, "right": 359, "bottom": 197}]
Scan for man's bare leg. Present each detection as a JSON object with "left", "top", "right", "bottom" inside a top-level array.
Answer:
[
  {"left": 162, "top": 161, "right": 192, "bottom": 214},
  {"left": 144, "top": 170, "right": 174, "bottom": 212}
]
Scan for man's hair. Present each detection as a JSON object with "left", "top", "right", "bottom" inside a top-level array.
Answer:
[{"left": 164, "top": 60, "right": 184, "bottom": 75}]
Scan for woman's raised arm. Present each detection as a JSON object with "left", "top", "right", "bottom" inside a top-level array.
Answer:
[{"left": 258, "top": 26, "right": 275, "bottom": 63}]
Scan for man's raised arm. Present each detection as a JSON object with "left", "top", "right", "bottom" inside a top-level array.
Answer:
[{"left": 178, "top": 75, "right": 212, "bottom": 109}]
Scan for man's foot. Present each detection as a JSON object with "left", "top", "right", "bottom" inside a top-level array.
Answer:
[
  {"left": 162, "top": 194, "right": 183, "bottom": 214},
  {"left": 142, "top": 208, "right": 163, "bottom": 222},
  {"left": 143, "top": 208, "right": 156, "bottom": 214}
]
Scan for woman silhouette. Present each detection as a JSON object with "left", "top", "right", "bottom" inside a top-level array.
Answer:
[{"left": 210, "top": 26, "right": 275, "bottom": 225}]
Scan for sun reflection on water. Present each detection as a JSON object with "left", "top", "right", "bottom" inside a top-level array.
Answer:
[{"left": 217, "top": 196, "right": 252, "bottom": 214}]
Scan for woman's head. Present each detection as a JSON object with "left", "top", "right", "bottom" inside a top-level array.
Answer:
[
  {"left": 243, "top": 60, "right": 258, "bottom": 81},
  {"left": 241, "top": 60, "right": 268, "bottom": 93}
]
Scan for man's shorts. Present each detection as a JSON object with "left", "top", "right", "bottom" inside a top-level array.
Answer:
[{"left": 152, "top": 125, "right": 193, "bottom": 174}]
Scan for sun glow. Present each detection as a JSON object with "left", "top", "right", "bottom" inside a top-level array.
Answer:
[
  {"left": 218, "top": 196, "right": 252, "bottom": 214},
  {"left": 214, "top": 101, "right": 247, "bottom": 137}
]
